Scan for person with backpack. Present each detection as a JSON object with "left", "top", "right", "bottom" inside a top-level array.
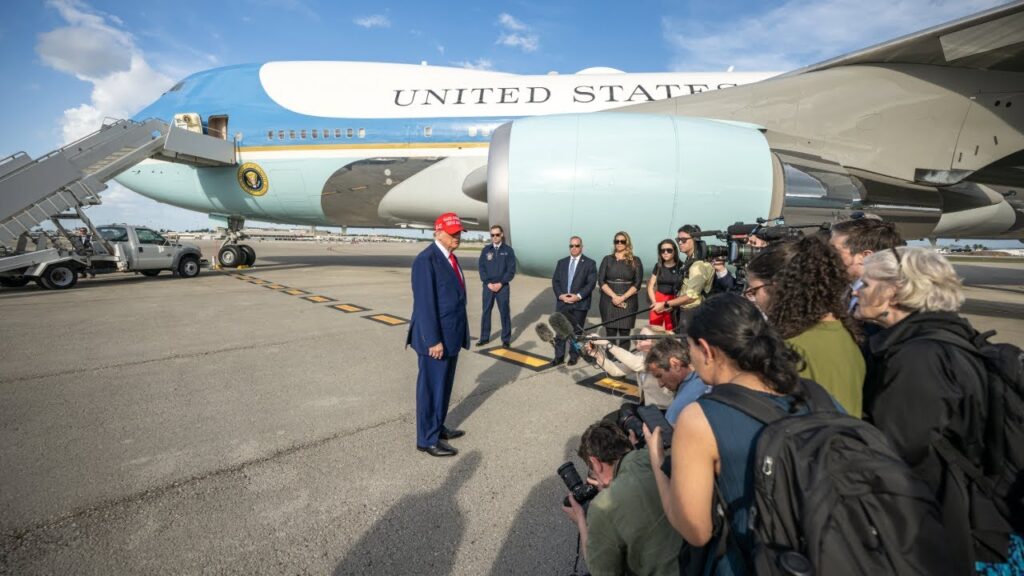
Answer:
[
  {"left": 645, "top": 293, "right": 952, "bottom": 576},
  {"left": 856, "top": 246, "right": 1023, "bottom": 572}
]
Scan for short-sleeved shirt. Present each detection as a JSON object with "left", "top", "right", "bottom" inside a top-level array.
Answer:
[
  {"left": 680, "top": 260, "right": 714, "bottom": 309},
  {"left": 586, "top": 449, "right": 683, "bottom": 576},
  {"left": 666, "top": 370, "right": 710, "bottom": 424}
]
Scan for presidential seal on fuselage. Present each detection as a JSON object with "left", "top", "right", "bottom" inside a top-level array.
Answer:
[{"left": 237, "top": 163, "right": 269, "bottom": 196}]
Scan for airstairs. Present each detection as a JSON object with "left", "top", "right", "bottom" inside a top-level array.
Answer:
[{"left": 0, "top": 118, "right": 235, "bottom": 251}]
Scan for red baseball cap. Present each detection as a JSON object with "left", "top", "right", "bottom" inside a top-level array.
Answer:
[{"left": 434, "top": 212, "right": 464, "bottom": 234}]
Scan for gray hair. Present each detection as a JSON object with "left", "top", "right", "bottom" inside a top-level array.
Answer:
[
  {"left": 646, "top": 337, "right": 690, "bottom": 371},
  {"left": 862, "top": 247, "right": 964, "bottom": 312}
]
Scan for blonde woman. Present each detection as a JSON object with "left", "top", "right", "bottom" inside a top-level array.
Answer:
[
  {"left": 597, "top": 231, "right": 644, "bottom": 346},
  {"left": 585, "top": 325, "right": 676, "bottom": 408}
]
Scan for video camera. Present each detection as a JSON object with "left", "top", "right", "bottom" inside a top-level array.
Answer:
[{"left": 695, "top": 219, "right": 813, "bottom": 266}]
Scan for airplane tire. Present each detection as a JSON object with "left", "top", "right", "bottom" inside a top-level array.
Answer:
[
  {"left": 239, "top": 244, "right": 256, "bottom": 266},
  {"left": 219, "top": 245, "right": 241, "bottom": 268},
  {"left": 178, "top": 255, "right": 201, "bottom": 278},
  {"left": 41, "top": 264, "right": 78, "bottom": 290}
]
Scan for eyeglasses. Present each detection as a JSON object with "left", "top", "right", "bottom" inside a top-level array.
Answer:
[
  {"left": 614, "top": 239, "right": 627, "bottom": 245},
  {"left": 677, "top": 236, "right": 692, "bottom": 244},
  {"left": 742, "top": 283, "right": 772, "bottom": 299},
  {"left": 660, "top": 248, "right": 675, "bottom": 253},
  {"left": 490, "top": 233, "right": 503, "bottom": 237},
  {"left": 569, "top": 243, "right": 581, "bottom": 248}
]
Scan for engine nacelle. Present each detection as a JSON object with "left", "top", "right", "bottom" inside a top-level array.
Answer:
[{"left": 487, "top": 113, "right": 778, "bottom": 275}]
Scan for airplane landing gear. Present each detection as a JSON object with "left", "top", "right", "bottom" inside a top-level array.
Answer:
[{"left": 216, "top": 216, "right": 256, "bottom": 268}]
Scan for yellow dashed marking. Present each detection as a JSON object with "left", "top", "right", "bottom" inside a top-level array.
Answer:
[
  {"left": 283, "top": 289, "right": 309, "bottom": 296},
  {"left": 365, "top": 314, "right": 409, "bottom": 326},
  {"left": 248, "top": 279, "right": 270, "bottom": 285},
  {"left": 576, "top": 373, "right": 641, "bottom": 401},
  {"left": 303, "top": 295, "right": 336, "bottom": 303},
  {"left": 331, "top": 304, "right": 368, "bottom": 313},
  {"left": 480, "top": 347, "right": 551, "bottom": 372},
  {"left": 264, "top": 284, "right": 288, "bottom": 290}
]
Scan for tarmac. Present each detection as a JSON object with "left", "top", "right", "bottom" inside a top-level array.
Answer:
[{"left": 0, "top": 240, "right": 1022, "bottom": 575}]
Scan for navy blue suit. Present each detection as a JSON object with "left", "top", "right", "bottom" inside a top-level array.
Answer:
[
  {"left": 407, "top": 242, "right": 470, "bottom": 447},
  {"left": 551, "top": 254, "right": 597, "bottom": 361},
  {"left": 478, "top": 242, "right": 516, "bottom": 344}
]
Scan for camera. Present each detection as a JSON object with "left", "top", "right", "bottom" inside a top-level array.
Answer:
[
  {"left": 558, "top": 462, "right": 600, "bottom": 508},
  {"left": 617, "top": 403, "right": 646, "bottom": 448}
]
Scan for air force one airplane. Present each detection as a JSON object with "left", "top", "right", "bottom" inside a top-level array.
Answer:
[{"left": 118, "top": 3, "right": 1024, "bottom": 273}]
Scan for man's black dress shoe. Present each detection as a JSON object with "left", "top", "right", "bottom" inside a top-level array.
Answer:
[
  {"left": 502, "top": 342, "right": 510, "bottom": 348},
  {"left": 475, "top": 340, "right": 490, "bottom": 347},
  {"left": 567, "top": 357, "right": 579, "bottom": 366},
  {"left": 417, "top": 441, "right": 458, "bottom": 457},
  {"left": 440, "top": 426, "right": 465, "bottom": 440},
  {"left": 548, "top": 358, "right": 564, "bottom": 368}
]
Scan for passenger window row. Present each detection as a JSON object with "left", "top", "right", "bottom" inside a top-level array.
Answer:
[{"left": 266, "top": 128, "right": 366, "bottom": 141}]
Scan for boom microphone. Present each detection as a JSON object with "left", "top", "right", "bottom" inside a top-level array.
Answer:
[
  {"left": 535, "top": 322, "right": 555, "bottom": 344},
  {"left": 549, "top": 312, "right": 578, "bottom": 340}
]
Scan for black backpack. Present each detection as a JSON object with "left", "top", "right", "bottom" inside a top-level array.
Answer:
[
  {"left": 916, "top": 329, "right": 1024, "bottom": 560},
  {"left": 703, "top": 381, "right": 952, "bottom": 576}
]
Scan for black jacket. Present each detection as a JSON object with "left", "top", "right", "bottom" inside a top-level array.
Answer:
[{"left": 864, "top": 311, "right": 989, "bottom": 573}]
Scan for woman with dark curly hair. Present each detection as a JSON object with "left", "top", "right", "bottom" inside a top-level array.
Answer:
[{"left": 744, "top": 234, "right": 865, "bottom": 416}]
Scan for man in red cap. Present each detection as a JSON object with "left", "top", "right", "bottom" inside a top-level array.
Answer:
[{"left": 406, "top": 212, "right": 471, "bottom": 457}]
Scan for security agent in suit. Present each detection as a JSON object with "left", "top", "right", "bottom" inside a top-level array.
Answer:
[
  {"left": 476, "top": 225, "right": 516, "bottom": 348},
  {"left": 551, "top": 236, "right": 597, "bottom": 367},
  {"left": 407, "top": 212, "right": 471, "bottom": 457}
]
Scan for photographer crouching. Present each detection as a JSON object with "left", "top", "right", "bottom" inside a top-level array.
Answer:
[{"left": 561, "top": 421, "right": 682, "bottom": 576}]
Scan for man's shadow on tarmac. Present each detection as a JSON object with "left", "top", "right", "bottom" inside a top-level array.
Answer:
[
  {"left": 489, "top": 437, "right": 585, "bottom": 575},
  {"left": 332, "top": 450, "right": 482, "bottom": 576}
]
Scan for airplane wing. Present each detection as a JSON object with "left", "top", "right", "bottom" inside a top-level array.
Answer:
[{"left": 783, "top": 1, "right": 1024, "bottom": 76}]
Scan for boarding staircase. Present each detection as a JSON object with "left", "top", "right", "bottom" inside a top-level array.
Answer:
[{"left": 0, "top": 118, "right": 235, "bottom": 251}]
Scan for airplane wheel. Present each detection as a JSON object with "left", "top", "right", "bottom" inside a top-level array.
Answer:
[
  {"left": 41, "top": 264, "right": 78, "bottom": 290},
  {"left": 218, "top": 245, "right": 241, "bottom": 268},
  {"left": 238, "top": 244, "right": 256, "bottom": 266}
]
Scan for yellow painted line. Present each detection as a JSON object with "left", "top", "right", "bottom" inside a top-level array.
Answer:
[
  {"left": 248, "top": 279, "right": 270, "bottom": 285},
  {"left": 303, "top": 295, "right": 336, "bottom": 303},
  {"left": 241, "top": 142, "right": 489, "bottom": 152},
  {"left": 488, "top": 348, "right": 550, "bottom": 368},
  {"left": 365, "top": 314, "right": 409, "bottom": 326},
  {"left": 283, "top": 288, "right": 309, "bottom": 296},
  {"left": 264, "top": 284, "right": 288, "bottom": 290},
  {"left": 331, "top": 304, "right": 368, "bottom": 313}
]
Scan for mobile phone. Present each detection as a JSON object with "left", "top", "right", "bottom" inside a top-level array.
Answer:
[{"left": 637, "top": 405, "right": 674, "bottom": 449}]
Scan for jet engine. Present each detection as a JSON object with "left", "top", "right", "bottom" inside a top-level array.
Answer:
[{"left": 487, "top": 113, "right": 779, "bottom": 275}]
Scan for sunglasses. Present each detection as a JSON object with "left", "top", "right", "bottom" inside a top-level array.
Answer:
[
  {"left": 614, "top": 239, "right": 627, "bottom": 245},
  {"left": 677, "top": 236, "right": 692, "bottom": 243},
  {"left": 569, "top": 243, "right": 581, "bottom": 248},
  {"left": 491, "top": 233, "right": 502, "bottom": 237},
  {"left": 660, "top": 247, "right": 675, "bottom": 253}
]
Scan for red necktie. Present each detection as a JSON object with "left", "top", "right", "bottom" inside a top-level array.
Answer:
[{"left": 449, "top": 253, "right": 464, "bottom": 288}]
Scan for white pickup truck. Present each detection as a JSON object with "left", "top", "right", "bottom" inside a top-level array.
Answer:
[{"left": 0, "top": 223, "right": 203, "bottom": 290}]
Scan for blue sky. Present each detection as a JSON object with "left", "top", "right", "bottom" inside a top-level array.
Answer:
[{"left": 0, "top": 0, "right": 1010, "bottom": 234}]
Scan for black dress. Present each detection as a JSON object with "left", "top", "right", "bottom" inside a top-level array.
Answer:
[{"left": 597, "top": 254, "right": 644, "bottom": 330}]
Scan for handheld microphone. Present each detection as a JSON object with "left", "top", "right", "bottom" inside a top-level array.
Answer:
[
  {"left": 535, "top": 322, "right": 555, "bottom": 343},
  {"left": 549, "top": 312, "right": 578, "bottom": 339}
]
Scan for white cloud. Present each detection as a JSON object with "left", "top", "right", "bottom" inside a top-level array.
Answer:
[
  {"left": 436, "top": 43, "right": 445, "bottom": 54},
  {"left": 662, "top": 0, "right": 1006, "bottom": 72},
  {"left": 496, "top": 12, "right": 539, "bottom": 53},
  {"left": 453, "top": 58, "right": 494, "bottom": 71},
  {"left": 37, "top": 1, "right": 175, "bottom": 144},
  {"left": 355, "top": 15, "right": 391, "bottom": 29},
  {"left": 498, "top": 13, "right": 527, "bottom": 31}
]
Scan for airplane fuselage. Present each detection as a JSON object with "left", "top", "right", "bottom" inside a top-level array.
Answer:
[{"left": 118, "top": 62, "right": 776, "bottom": 230}]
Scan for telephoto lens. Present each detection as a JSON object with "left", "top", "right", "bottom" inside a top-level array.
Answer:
[
  {"left": 557, "top": 462, "right": 599, "bottom": 508},
  {"left": 616, "top": 403, "right": 646, "bottom": 448}
]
